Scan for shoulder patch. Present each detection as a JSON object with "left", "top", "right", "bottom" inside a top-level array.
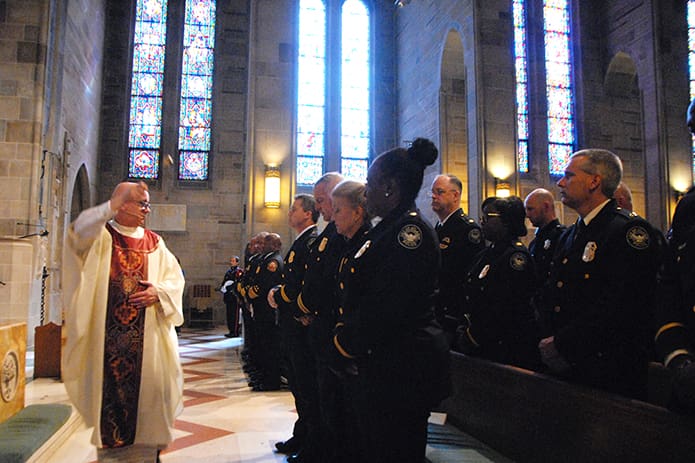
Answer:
[
  {"left": 468, "top": 228, "right": 482, "bottom": 244},
  {"left": 267, "top": 260, "right": 279, "bottom": 272},
  {"left": 398, "top": 224, "right": 422, "bottom": 250},
  {"left": 318, "top": 237, "right": 328, "bottom": 252},
  {"left": 509, "top": 252, "right": 528, "bottom": 271},
  {"left": 626, "top": 225, "right": 650, "bottom": 250}
]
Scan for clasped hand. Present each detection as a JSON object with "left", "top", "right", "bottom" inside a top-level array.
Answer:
[{"left": 128, "top": 281, "right": 159, "bottom": 309}]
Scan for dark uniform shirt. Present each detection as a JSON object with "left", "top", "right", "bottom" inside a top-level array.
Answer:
[
  {"left": 248, "top": 251, "right": 284, "bottom": 323},
  {"left": 538, "top": 199, "right": 661, "bottom": 399},
  {"left": 435, "top": 208, "right": 484, "bottom": 327},
  {"left": 298, "top": 221, "right": 348, "bottom": 354},
  {"left": 459, "top": 240, "right": 540, "bottom": 370},
  {"left": 333, "top": 207, "right": 444, "bottom": 406},
  {"left": 273, "top": 225, "right": 318, "bottom": 330},
  {"left": 529, "top": 218, "right": 566, "bottom": 281},
  {"left": 655, "top": 190, "right": 695, "bottom": 366}
]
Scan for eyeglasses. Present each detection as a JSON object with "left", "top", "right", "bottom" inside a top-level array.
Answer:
[
  {"left": 135, "top": 200, "right": 151, "bottom": 210},
  {"left": 427, "top": 189, "right": 455, "bottom": 198},
  {"left": 480, "top": 211, "right": 501, "bottom": 223}
]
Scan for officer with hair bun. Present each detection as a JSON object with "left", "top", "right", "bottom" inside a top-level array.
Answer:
[
  {"left": 455, "top": 195, "right": 541, "bottom": 370},
  {"left": 331, "top": 138, "right": 450, "bottom": 463}
]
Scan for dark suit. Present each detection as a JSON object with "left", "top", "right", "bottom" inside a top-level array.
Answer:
[{"left": 538, "top": 200, "right": 661, "bottom": 399}]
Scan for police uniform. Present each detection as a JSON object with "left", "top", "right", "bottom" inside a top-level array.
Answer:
[
  {"left": 247, "top": 250, "right": 284, "bottom": 390},
  {"left": 529, "top": 218, "right": 566, "bottom": 281},
  {"left": 238, "top": 252, "right": 262, "bottom": 374},
  {"left": 271, "top": 225, "right": 319, "bottom": 458},
  {"left": 538, "top": 200, "right": 661, "bottom": 399},
  {"left": 221, "top": 264, "right": 242, "bottom": 336},
  {"left": 333, "top": 207, "right": 446, "bottom": 463},
  {"left": 435, "top": 208, "right": 484, "bottom": 333},
  {"left": 457, "top": 240, "right": 540, "bottom": 370},
  {"left": 656, "top": 190, "right": 695, "bottom": 367},
  {"left": 297, "top": 221, "right": 351, "bottom": 462}
]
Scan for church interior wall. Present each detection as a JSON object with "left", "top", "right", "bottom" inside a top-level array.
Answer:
[{"left": 2, "top": 0, "right": 694, "bottom": 341}]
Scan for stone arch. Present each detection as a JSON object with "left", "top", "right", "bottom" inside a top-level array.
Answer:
[
  {"left": 70, "top": 164, "right": 90, "bottom": 223},
  {"left": 439, "top": 28, "right": 470, "bottom": 213},
  {"left": 601, "top": 51, "right": 645, "bottom": 214}
]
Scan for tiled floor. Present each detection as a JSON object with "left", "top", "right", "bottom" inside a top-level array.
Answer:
[{"left": 24, "top": 326, "right": 510, "bottom": 463}]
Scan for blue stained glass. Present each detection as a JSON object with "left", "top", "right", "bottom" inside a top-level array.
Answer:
[
  {"left": 690, "top": 0, "right": 695, "bottom": 178},
  {"left": 341, "top": 159, "right": 368, "bottom": 182},
  {"left": 128, "top": 0, "right": 167, "bottom": 179},
  {"left": 179, "top": 151, "right": 209, "bottom": 180},
  {"left": 129, "top": 149, "right": 160, "bottom": 179},
  {"left": 296, "top": 0, "right": 326, "bottom": 185},
  {"left": 513, "top": 0, "right": 529, "bottom": 173},
  {"left": 178, "top": 0, "right": 216, "bottom": 181},
  {"left": 544, "top": 0, "right": 575, "bottom": 176},
  {"left": 341, "top": 0, "right": 370, "bottom": 181},
  {"left": 297, "top": 156, "right": 324, "bottom": 186}
]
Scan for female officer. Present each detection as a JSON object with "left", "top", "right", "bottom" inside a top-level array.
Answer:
[
  {"left": 331, "top": 138, "right": 448, "bottom": 463},
  {"left": 455, "top": 196, "right": 541, "bottom": 370}
]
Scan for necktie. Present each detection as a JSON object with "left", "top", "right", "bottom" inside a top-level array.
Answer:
[
  {"left": 573, "top": 219, "right": 585, "bottom": 243},
  {"left": 435, "top": 222, "right": 443, "bottom": 232}
]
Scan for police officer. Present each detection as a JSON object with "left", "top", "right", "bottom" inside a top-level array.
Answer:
[
  {"left": 220, "top": 256, "right": 242, "bottom": 338},
  {"left": 430, "top": 174, "right": 484, "bottom": 339},
  {"left": 247, "top": 233, "right": 284, "bottom": 391},
  {"left": 268, "top": 194, "right": 319, "bottom": 463},
  {"left": 524, "top": 188, "right": 566, "bottom": 281},
  {"left": 538, "top": 149, "right": 661, "bottom": 400},
  {"left": 456, "top": 196, "right": 540, "bottom": 370},
  {"left": 291, "top": 173, "right": 348, "bottom": 462},
  {"left": 332, "top": 138, "right": 449, "bottom": 463},
  {"left": 653, "top": 97, "right": 695, "bottom": 413}
]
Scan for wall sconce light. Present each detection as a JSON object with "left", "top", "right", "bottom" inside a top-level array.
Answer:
[
  {"left": 264, "top": 165, "right": 281, "bottom": 208},
  {"left": 495, "top": 178, "right": 511, "bottom": 198}
]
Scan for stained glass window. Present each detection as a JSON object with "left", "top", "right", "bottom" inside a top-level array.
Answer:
[
  {"left": 341, "top": 0, "right": 370, "bottom": 183},
  {"left": 689, "top": 0, "right": 695, "bottom": 178},
  {"left": 513, "top": 0, "right": 529, "bottom": 173},
  {"left": 178, "top": 0, "right": 216, "bottom": 180},
  {"left": 544, "top": 0, "right": 575, "bottom": 176},
  {"left": 297, "top": 0, "right": 326, "bottom": 186},
  {"left": 296, "top": 0, "right": 371, "bottom": 186},
  {"left": 128, "top": 0, "right": 168, "bottom": 179}
]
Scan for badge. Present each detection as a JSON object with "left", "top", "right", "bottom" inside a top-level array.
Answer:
[
  {"left": 509, "top": 252, "right": 528, "bottom": 271},
  {"left": 318, "top": 237, "right": 328, "bottom": 252},
  {"left": 468, "top": 228, "right": 482, "bottom": 244},
  {"left": 398, "top": 224, "right": 422, "bottom": 249},
  {"left": 543, "top": 239, "right": 551, "bottom": 250},
  {"left": 267, "top": 260, "right": 278, "bottom": 272},
  {"left": 439, "top": 237, "right": 451, "bottom": 250},
  {"left": 582, "top": 241, "right": 597, "bottom": 262},
  {"left": 354, "top": 240, "right": 371, "bottom": 258},
  {"left": 288, "top": 250, "right": 295, "bottom": 263},
  {"left": 479, "top": 264, "right": 490, "bottom": 279},
  {"left": 626, "top": 226, "right": 650, "bottom": 250}
]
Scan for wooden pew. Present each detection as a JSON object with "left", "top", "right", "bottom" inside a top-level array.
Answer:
[{"left": 440, "top": 352, "right": 695, "bottom": 462}]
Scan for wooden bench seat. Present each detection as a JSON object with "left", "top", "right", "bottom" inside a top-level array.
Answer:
[{"left": 440, "top": 352, "right": 695, "bottom": 463}]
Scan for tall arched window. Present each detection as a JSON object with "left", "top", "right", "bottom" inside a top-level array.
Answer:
[
  {"left": 128, "top": 0, "right": 168, "bottom": 179},
  {"left": 296, "top": 0, "right": 371, "bottom": 186},
  {"left": 127, "top": 0, "right": 217, "bottom": 181},
  {"left": 688, "top": 0, "right": 695, "bottom": 177},
  {"left": 513, "top": 0, "right": 529, "bottom": 173},
  {"left": 544, "top": 0, "right": 575, "bottom": 176}
]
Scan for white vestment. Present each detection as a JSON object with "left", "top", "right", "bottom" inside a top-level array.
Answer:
[{"left": 62, "top": 201, "right": 184, "bottom": 448}]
